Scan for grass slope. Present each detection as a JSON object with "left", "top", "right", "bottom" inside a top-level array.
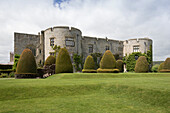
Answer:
[{"left": 0, "top": 73, "right": 170, "bottom": 113}]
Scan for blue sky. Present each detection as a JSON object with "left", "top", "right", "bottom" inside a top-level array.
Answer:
[{"left": 0, "top": 0, "right": 170, "bottom": 63}]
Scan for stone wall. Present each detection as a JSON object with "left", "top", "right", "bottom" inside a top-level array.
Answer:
[
  {"left": 43, "top": 26, "right": 82, "bottom": 61},
  {"left": 82, "top": 36, "right": 124, "bottom": 59},
  {"left": 123, "top": 38, "right": 153, "bottom": 56},
  {"left": 14, "top": 32, "right": 43, "bottom": 65}
]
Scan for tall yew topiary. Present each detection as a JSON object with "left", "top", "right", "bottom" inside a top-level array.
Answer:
[
  {"left": 160, "top": 58, "right": 170, "bottom": 72},
  {"left": 82, "top": 55, "right": 96, "bottom": 73},
  {"left": 135, "top": 56, "right": 149, "bottom": 73},
  {"left": 55, "top": 48, "right": 73, "bottom": 74},
  {"left": 100, "top": 50, "right": 116, "bottom": 69},
  {"left": 116, "top": 60, "right": 124, "bottom": 72},
  {"left": 15, "top": 49, "right": 37, "bottom": 78},
  {"left": 45, "top": 56, "right": 56, "bottom": 66}
]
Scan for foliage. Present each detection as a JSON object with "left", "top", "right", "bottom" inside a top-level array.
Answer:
[
  {"left": 0, "top": 73, "right": 8, "bottom": 78},
  {"left": 135, "top": 56, "right": 149, "bottom": 73},
  {"left": 151, "top": 64, "right": 159, "bottom": 72},
  {"left": 116, "top": 60, "right": 124, "bottom": 72},
  {"left": 160, "top": 58, "right": 170, "bottom": 72},
  {"left": 12, "top": 54, "right": 20, "bottom": 71},
  {"left": 124, "top": 52, "right": 146, "bottom": 72},
  {"left": 0, "top": 64, "right": 13, "bottom": 70},
  {"left": 73, "top": 54, "right": 83, "bottom": 72},
  {"left": 51, "top": 45, "right": 61, "bottom": 58},
  {"left": 55, "top": 48, "right": 73, "bottom": 74},
  {"left": 45, "top": 56, "right": 56, "bottom": 66},
  {"left": 97, "top": 68, "right": 119, "bottom": 73},
  {"left": 82, "top": 69, "right": 97, "bottom": 73},
  {"left": 9, "top": 72, "right": 15, "bottom": 78},
  {"left": 158, "top": 62, "right": 164, "bottom": 72},
  {"left": 83, "top": 55, "right": 95, "bottom": 69},
  {"left": 90, "top": 53, "right": 102, "bottom": 69},
  {"left": 113, "top": 54, "right": 121, "bottom": 60},
  {"left": 100, "top": 50, "right": 116, "bottom": 69},
  {"left": 15, "top": 49, "right": 37, "bottom": 77}
]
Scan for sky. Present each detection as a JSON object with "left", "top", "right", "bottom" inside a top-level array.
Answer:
[{"left": 0, "top": 0, "right": 170, "bottom": 63}]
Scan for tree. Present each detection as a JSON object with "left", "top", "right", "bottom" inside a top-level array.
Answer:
[
  {"left": 135, "top": 56, "right": 149, "bottom": 73},
  {"left": 116, "top": 60, "right": 124, "bottom": 72}
]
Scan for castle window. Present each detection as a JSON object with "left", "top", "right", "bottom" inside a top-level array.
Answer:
[
  {"left": 50, "top": 38, "right": 54, "bottom": 46},
  {"left": 89, "top": 45, "right": 93, "bottom": 53},
  {"left": 133, "top": 46, "right": 139, "bottom": 52},
  {"left": 49, "top": 52, "right": 55, "bottom": 56},
  {"left": 65, "top": 37, "right": 75, "bottom": 47},
  {"left": 39, "top": 49, "right": 41, "bottom": 54},
  {"left": 106, "top": 46, "right": 109, "bottom": 50}
]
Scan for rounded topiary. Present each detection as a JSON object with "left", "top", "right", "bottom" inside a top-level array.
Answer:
[
  {"left": 100, "top": 50, "right": 116, "bottom": 69},
  {"left": 55, "top": 48, "right": 73, "bottom": 74},
  {"left": 158, "top": 62, "right": 164, "bottom": 72},
  {"left": 116, "top": 60, "right": 124, "bottom": 72},
  {"left": 15, "top": 48, "right": 37, "bottom": 78},
  {"left": 151, "top": 64, "right": 159, "bottom": 72},
  {"left": 45, "top": 56, "right": 56, "bottom": 65},
  {"left": 135, "top": 56, "right": 149, "bottom": 73},
  {"left": 84, "top": 55, "right": 95, "bottom": 69},
  {"left": 160, "top": 58, "right": 170, "bottom": 72},
  {"left": 82, "top": 55, "right": 96, "bottom": 73}
]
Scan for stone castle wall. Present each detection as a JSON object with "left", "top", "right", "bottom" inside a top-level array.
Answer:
[{"left": 13, "top": 26, "right": 153, "bottom": 66}]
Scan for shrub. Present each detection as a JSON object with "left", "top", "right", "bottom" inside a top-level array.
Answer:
[
  {"left": 44, "top": 56, "right": 56, "bottom": 66},
  {"left": 0, "top": 73, "right": 8, "bottom": 78},
  {"left": 15, "top": 49, "right": 37, "bottom": 78},
  {"left": 116, "top": 60, "right": 124, "bottom": 72},
  {"left": 158, "top": 62, "right": 164, "bottom": 72},
  {"left": 73, "top": 54, "right": 83, "bottom": 72},
  {"left": 55, "top": 48, "right": 73, "bottom": 74},
  {"left": 100, "top": 50, "right": 116, "bottom": 69},
  {"left": 9, "top": 72, "right": 15, "bottom": 78},
  {"left": 12, "top": 54, "right": 20, "bottom": 71},
  {"left": 82, "top": 55, "right": 96, "bottom": 73},
  {"left": 135, "top": 56, "right": 149, "bottom": 73},
  {"left": 160, "top": 58, "right": 170, "bottom": 72},
  {"left": 91, "top": 53, "right": 102, "bottom": 69},
  {"left": 151, "top": 64, "right": 159, "bottom": 72},
  {"left": 97, "top": 68, "right": 119, "bottom": 73}
]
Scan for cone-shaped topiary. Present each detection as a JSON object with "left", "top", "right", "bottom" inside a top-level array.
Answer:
[
  {"left": 55, "top": 48, "right": 73, "bottom": 73},
  {"left": 158, "top": 62, "right": 164, "bottom": 72},
  {"left": 116, "top": 60, "right": 124, "bottom": 72},
  {"left": 100, "top": 50, "right": 116, "bottom": 69},
  {"left": 45, "top": 56, "right": 56, "bottom": 66},
  {"left": 160, "top": 58, "right": 170, "bottom": 72},
  {"left": 15, "top": 48, "right": 37, "bottom": 78},
  {"left": 82, "top": 55, "right": 96, "bottom": 73},
  {"left": 135, "top": 56, "right": 149, "bottom": 73}
]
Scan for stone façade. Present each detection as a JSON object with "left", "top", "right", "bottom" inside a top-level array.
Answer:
[{"left": 14, "top": 26, "right": 152, "bottom": 66}]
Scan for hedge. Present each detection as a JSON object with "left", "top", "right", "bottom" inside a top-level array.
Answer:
[
  {"left": 97, "top": 68, "right": 119, "bottom": 73},
  {"left": 160, "top": 58, "right": 170, "bottom": 72},
  {"left": 135, "top": 56, "right": 149, "bottom": 73},
  {"left": 55, "top": 48, "right": 73, "bottom": 74},
  {"left": 158, "top": 62, "right": 164, "bottom": 72},
  {"left": 15, "top": 49, "right": 37, "bottom": 78},
  {"left": 116, "top": 60, "right": 124, "bottom": 72},
  {"left": 45, "top": 56, "right": 56, "bottom": 66},
  {"left": 100, "top": 50, "right": 116, "bottom": 69}
]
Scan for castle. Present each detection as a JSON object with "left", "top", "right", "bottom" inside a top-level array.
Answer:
[{"left": 14, "top": 26, "right": 152, "bottom": 65}]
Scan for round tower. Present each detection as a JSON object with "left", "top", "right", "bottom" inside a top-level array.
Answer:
[{"left": 44, "top": 26, "right": 82, "bottom": 60}]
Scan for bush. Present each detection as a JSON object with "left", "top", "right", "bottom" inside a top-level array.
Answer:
[
  {"left": 135, "top": 56, "right": 149, "bottom": 73},
  {"left": 97, "top": 68, "right": 119, "bottom": 73},
  {"left": 158, "top": 62, "right": 164, "bottom": 72},
  {"left": 116, "top": 60, "right": 124, "bottom": 72},
  {"left": 55, "top": 48, "right": 73, "bottom": 74},
  {"left": 82, "top": 55, "right": 96, "bottom": 73},
  {"left": 15, "top": 49, "right": 37, "bottom": 78},
  {"left": 9, "top": 72, "right": 15, "bottom": 78},
  {"left": 12, "top": 54, "right": 20, "bottom": 71},
  {"left": 100, "top": 50, "right": 116, "bottom": 69},
  {"left": 160, "top": 58, "right": 170, "bottom": 72},
  {"left": 0, "top": 73, "right": 8, "bottom": 78},
  {"left": 44, "top": 56, "right": 56, "bottom": 66},
  {"left": 151, "top": 64, "right": 159, "bottom": 72}
]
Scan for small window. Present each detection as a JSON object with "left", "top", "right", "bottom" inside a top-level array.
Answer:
[
  {"left": 40, "top": 60, "right": 41, "bottom": 64},
  {"left": 89, "top": 45, "right": 93, "bottom": 53},
  {"left": 49, "top": 52, "right": 55, "bottom": 56},
  {"left": 50, "top": 38, "right": 54, "bottom": 46},
  {"left": 65, "top": 37, "right": 75, "bottom": 47},
  {"left": 133, "top": 46, "right": 139, "bottom": 52},
  {"left": 39, "top": 49, "right": 41, "bottom": 54},
  {"left": 106, "top": 46, "right": 109, "bottom": 50}
]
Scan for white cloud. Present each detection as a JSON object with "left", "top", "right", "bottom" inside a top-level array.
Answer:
[{"left": 0, "top": 0, "right": 170, "bottom": 63}]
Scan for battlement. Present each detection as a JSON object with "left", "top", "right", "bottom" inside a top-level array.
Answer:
[{"left": 44, "top": 26, "right": 81, "bottom": 33}]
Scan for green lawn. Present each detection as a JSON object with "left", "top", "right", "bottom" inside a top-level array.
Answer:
[{"left": 0, "top": 73, "right": 170, "bottom": 113}]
